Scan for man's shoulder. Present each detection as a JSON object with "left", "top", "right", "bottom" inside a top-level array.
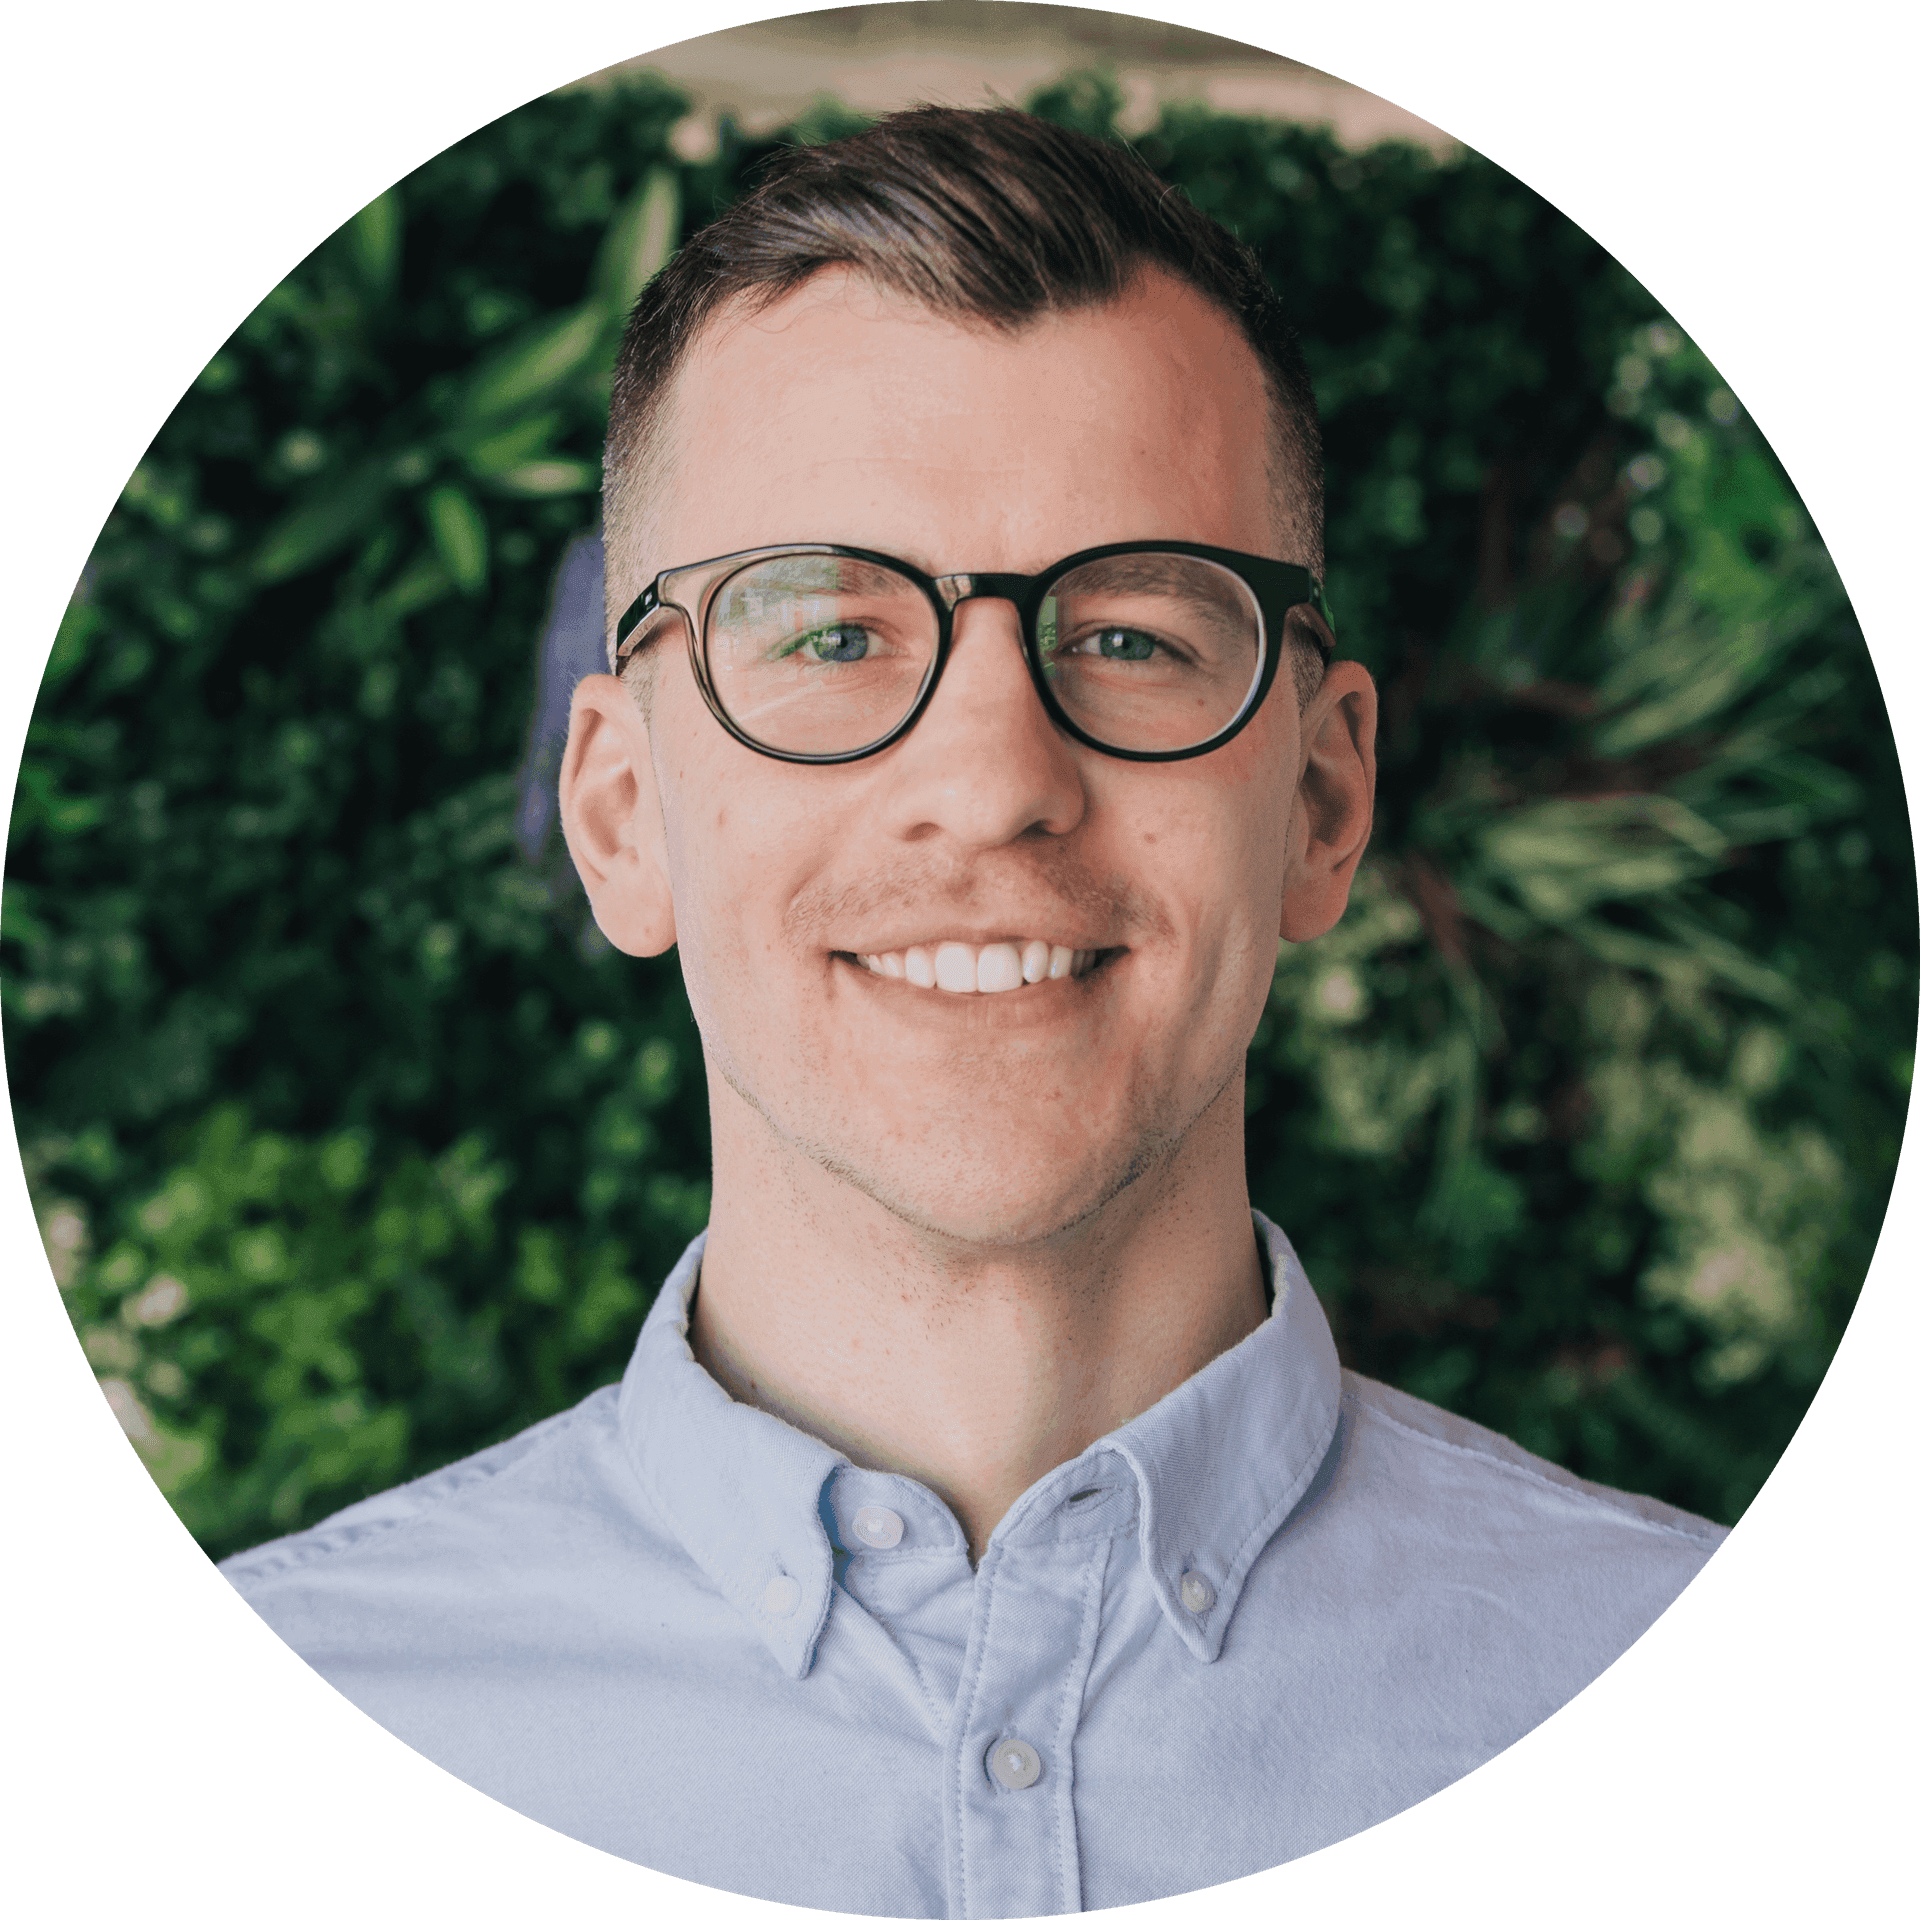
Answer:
[
  {"left": 220, "top": 1384, "right": 635, "bottom": 1598},
  {"left": 1329, "top": 1368, "right": 1728, "bottom": 1555}
]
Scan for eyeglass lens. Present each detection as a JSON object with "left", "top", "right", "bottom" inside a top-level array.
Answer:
[{"left": 702, "top": 551, "right": 1264, "bottom": 759}]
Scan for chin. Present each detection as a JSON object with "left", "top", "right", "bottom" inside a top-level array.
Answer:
[{"left": 815, "top": 1128, "right": 1179, "bottom": 1252}]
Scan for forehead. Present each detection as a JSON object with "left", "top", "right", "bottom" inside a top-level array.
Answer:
[{"left": 653, "top": 266, "right": 1282, "bottom": 575}]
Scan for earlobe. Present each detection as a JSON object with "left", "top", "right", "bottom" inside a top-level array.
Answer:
[
  {"left": 1277, "top": 661, "right": 1379, "bottom": 944},
  {"left": 558, "top": 673, "right": 679, "bottom": 957}
]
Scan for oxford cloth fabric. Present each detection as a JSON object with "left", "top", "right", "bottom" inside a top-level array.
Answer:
[{"left": 224, "top": 1216, "right": 1724, "bottom": 1916}]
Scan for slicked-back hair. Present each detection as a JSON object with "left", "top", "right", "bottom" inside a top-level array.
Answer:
[{"left": 603, "top": 106, "right": 1327, "bottom": 688}]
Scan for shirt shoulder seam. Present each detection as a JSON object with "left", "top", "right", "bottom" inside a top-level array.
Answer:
[
  {"left": 1342, "top": 1386, "right": 1719, "bottom": 1547},
  {"left": 223, "top": 1399, "right": 593, "bottom": 1589}
]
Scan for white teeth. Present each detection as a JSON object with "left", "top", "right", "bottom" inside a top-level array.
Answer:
[
  {"left": 934, "top": 943, "right": 978, "bottom": 993},
  {"left": 855, "top": 940, "right": 1102, "bottom": 993},
  {"left": 976, "top": 943, "right": 1024, "bottom": 993}
]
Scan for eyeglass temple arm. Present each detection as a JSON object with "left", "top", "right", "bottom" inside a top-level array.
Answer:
[
  {"left": 610, "top": 582, "right": 668, "bottom": 671},
  {"left": 1302, "top": 576, "right": 1337, "bottom": 651}
]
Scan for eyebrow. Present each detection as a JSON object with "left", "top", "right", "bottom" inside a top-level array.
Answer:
[{"left": 1057, "top": 553, "right": 1248, "bottom": 611}]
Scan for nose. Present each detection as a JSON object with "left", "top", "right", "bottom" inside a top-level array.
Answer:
[{"left": 874, "top": 597, "right": 1088, "bottom": 848}]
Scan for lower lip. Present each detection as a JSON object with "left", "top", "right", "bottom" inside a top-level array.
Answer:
[{"left": 832, "top": 950, "right": 1125, "bottom": 1019}]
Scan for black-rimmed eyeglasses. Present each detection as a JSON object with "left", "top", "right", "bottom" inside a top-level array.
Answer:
[{"left": 611, "top": 541, "right": 1334, "bottom": 765}]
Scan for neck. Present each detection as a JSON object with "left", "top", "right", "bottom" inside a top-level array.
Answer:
[{"left": 689, "top": 1074, "right": 1267, "bottom": 1562}]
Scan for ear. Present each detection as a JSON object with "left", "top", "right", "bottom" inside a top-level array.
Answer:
[
  {"left": 1278, "top": 659, "right": 1378, "bottom": 943},
  {"left": 558, "top": 672, "right": 678, "bottom": 956}
]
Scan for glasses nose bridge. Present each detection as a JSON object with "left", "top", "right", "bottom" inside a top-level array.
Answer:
[
  {"left": 924, "top": 571, "right": 1054, "bottom": 745},
  {"left": 932, "top": 571, "right": 1035, "bottom": 615}
]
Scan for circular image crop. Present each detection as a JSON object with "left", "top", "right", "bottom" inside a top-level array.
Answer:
[{"left": 12, "top": 7, "right": 1913, "bottom": 1913}]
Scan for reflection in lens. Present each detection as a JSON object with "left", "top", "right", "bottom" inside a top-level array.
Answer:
[
  {"left": 1040, "top": 554, "right": 1263, "bottom": 752},
  {"left": 705, "top": 555, "right": 938, "bottom": 755}
]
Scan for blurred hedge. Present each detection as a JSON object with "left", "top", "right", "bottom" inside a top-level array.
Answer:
[{"left": 8, "top": 72, "right": 1911, "bottom": 1558}]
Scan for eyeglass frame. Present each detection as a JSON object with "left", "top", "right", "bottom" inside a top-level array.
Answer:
[{"left": 610, "top": 539, "right": 1336, "bottom": 766}]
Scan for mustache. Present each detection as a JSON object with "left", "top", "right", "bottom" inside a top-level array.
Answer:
[{"left": 784, "top": 847, "right": 1174, "bottom": 946}]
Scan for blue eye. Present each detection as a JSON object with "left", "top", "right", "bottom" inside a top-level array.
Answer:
[
  {"left": 788, "top": 624, "right": 871, "bottom": 664},
  {"left": 1086, "top": 628, "right": 1157, "bottom": 661}
]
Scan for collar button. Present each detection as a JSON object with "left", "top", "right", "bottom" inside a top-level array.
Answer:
[{"left": 852, "top": 1505, "right": 905, "bottom": 1550}]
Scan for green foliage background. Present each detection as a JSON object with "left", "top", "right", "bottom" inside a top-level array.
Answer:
[{"left": 9, "top": 73, "right": 1911, "bottom": 1559}]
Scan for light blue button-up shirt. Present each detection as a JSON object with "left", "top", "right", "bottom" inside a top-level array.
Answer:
[{"left": 224, "top": 1216, "right": 1723, "bottom": 1916}]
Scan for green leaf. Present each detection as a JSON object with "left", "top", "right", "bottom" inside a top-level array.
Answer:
[
  {"left": 487, "top": 458, "right": 599, "bottom": 498},
  {"left": 252, "top": 459, "right": 396, "bottom": 584},
  {"left": 457, "top": 305, "right": 606, "bottom": 425},
  {"left": 9, "top": 757, "right": 107, "bottom": 839},
  {"left": 457, "top": 412, "right": 562, "bottom": 477},
  {"left": 347, "top": 189, "right": 403, "bottom": 303},
  {"left": 0, "top": 879, "right": 48, "bottom": 949},
  {"left": 378, "top": 551, "right": 455, "bottom": 617},
  {"left": 424, "top": 485, "right": 489, "bottom": 595},
  {"left": 41, "top": 590, "right": 102, "bottom": 694},
  {"left": 593, "top": 166, "right": 681, "bottom": 319},
  {"left": 1475, "top": 795, "right": 1726, "bottom": 924},
  {"left": 1024, "top": 68, "right": 1126, "bottom": 138}
]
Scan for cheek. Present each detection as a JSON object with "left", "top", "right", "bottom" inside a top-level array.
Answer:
[
  {"left": 1202, "top": 743, "right": 1299, "bottom": 936},
  {"left": 1114, "top": 765, "right": 1293, "bottom": 937},
  {"left": 654, "top": 740, "right": 751, "bottom": 1029},
  {"left": 656, "top": 738, "right": 829, "bottom": 1026}
]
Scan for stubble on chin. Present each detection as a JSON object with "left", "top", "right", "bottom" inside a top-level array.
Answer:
[{"left": 706, "top": 1011, "right": 1245, "bottom": 1257}]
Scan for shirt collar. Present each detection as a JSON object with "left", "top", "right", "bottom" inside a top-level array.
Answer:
[
  {"left": 616, "top": 1236, "right": 843, "bottom": 1680},
  {"left": 1091, "top": 1213, "right": 1342, "bottom": 1663},
  {"left": 617, "top": 1212, "right": 1342, "bottom": 1676}
]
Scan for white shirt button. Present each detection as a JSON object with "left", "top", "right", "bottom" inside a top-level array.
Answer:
[
  {"left": 851, "top": 1505, "right": 905, "bottom": 1550},
  {"left": 1179, "top": 1571, "right": 1217, "bottom": 1614},
  {"left": 986, "top": 1737, "right": 1043, "bottom": 1790},
  {"left": 760, "top": 1574, "right": 800, "bottom": 1618}
]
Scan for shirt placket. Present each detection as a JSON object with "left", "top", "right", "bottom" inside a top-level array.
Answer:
[{"left": 942, "top": 1488, "right": 1127, "bottom": 1920}]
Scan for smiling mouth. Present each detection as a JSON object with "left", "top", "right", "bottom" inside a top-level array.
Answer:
[{"left": 836, "top": 940, "right": 1116, "bottom": 995}]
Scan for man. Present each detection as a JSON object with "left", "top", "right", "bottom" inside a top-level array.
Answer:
[{"left": 225, "top": 109, "right": 1723, "bottom": 1915}]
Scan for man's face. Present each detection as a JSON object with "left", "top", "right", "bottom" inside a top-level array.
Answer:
[{"left": 571, "top": 265, "right": 1368, "bottom": 1248}]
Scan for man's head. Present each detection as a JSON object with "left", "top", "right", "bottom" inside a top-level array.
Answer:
[
  {"left": 562, "top": 107, "right": 1375, "bottom": 1251},
  {"left": 602, "top": 107, "right": 1329, "bottom": 699}
]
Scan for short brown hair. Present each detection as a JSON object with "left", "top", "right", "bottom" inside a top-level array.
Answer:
[{"left": 603, "top": 106, "right": 1327, "bottom": 689}]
